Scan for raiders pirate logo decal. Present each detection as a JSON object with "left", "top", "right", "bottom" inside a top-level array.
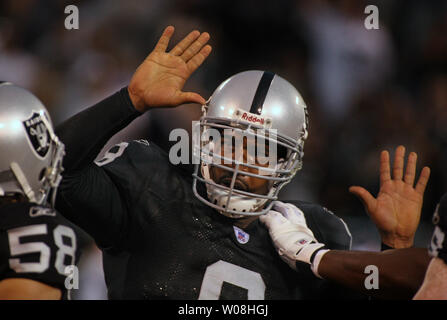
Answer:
[{"left": 23, "top": 111, "right": 50, "bottom": 158}]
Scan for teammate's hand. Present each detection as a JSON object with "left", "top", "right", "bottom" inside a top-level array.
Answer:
[
  {"left": 128, "top": 26, "right": 212, "bottom": 112},
  {"left": 260, "top": 201, "right": 328, "bottom": 277},
  {"left": 349, "top": 145, "right": 431, "bottom": 249}
]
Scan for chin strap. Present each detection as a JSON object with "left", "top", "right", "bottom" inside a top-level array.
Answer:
[{"left": 10, "top": 162, "right": 37, "bottom": 203}]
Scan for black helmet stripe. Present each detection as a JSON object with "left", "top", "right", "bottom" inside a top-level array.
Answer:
[{"left": 249, "top": 71, "right": 275, "bottom": 115}]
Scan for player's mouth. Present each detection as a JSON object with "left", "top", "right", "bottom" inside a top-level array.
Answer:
[{"left": 219, "top": 176, "right": 249, "bottom": 192}]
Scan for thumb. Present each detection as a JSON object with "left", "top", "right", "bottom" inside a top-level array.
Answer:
[
  {"left": 349, "top": 186, "right": 376, "bottom": 214},
  {"left": 178, "top": 91, "right": 206, "bottom": 105}
]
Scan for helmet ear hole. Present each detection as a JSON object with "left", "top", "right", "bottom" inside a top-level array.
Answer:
[
  {"left": 39, "top": 168, "right": 46, "bottom": 182},
  {"left": 277, "top": 146, "right": 287, "bottom": 161}
]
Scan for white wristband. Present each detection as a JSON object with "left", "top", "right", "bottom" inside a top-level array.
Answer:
[
  {"left": 311, "top": 249, "right": 330, "bottom": 279},
  {"left": 295, "top": 243, "right": 325, "bottom": 265}
]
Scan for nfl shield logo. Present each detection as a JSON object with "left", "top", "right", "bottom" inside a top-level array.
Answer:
[
  {"left": 23, "top": 111, "right": 50, "bottom": 158},
  {"left": 233, "top": 226, "right": 250, "bottom": 244}
]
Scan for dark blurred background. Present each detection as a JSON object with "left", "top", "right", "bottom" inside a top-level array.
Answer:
[{"left": 1, "top": 0, "right": 446, "bottom": 299}]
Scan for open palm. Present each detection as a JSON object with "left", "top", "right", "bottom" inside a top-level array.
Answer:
[
  {"left": 350, "top": 146, "right": 430, "bottom": 248},
  {"left": 128, "top": 26, "right": 212, "bottom": 111}
]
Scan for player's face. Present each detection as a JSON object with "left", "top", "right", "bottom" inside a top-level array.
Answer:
[
  {"left": 210, "top": 164, "right": 270, "bottom": 196},
  {"left": 209, "top": 131, "right": 282, "bottom": 196}
]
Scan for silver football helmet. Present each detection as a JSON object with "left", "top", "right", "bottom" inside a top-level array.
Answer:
[
  {"left": 0, "top": 82, "right": 65, "bottom": 205},
  {"left": 192, "top": 71, "right": 309, "bottom": 218}
]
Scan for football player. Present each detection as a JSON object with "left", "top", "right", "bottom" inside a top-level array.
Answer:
[
  {"left": 55, "top": 26, "right": 429, "bottom": 299},
  {"left": 0, "top": 82, "right": 80, "bottom": 300},
  {"left": 413, "top": 193, "right": 447, "bottom": 299}
]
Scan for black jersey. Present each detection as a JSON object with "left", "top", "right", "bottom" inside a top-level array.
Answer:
[
  {"left": 429, "top": 193, "right": 447, "bottom": 264},
  {"left": 57, "top": 139, "right": 354, "bottom": 300},
  {"left": 0, "top": 202, "right": 81, "bottom": 295}
]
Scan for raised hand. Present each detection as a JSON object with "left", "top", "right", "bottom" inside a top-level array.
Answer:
[
  {"left": 128, "top": 26, "right": 212, "bottom": 112},
  {"left": 349, "top": 146, "right": 431, "bottom": 248}
]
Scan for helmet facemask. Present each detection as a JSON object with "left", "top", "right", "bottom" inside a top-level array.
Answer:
[{"left": 193, "top": 106, "right": 306, "bottom": 218}]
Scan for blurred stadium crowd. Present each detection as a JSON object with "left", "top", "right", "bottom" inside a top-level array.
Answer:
[{"left": 1, "top": 0, "right": 447, "bottom": 299}]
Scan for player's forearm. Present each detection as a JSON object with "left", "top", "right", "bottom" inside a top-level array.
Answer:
[
  {"left": 413, "top": 257, "right": 447, "bottom": 300},
  {"left": 318, "top": 248, "right": 430, "bottom": 299},
  {"left": 56, "top": 87, "right": 142, "bottom": 172},
  {"left": 0, "top": 278, "right": 62, "bottom": 300}
]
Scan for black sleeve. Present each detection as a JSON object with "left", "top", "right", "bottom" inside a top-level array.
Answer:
[
  {"left": 55, "top": 88, "right": 141, "bottom": 248},
  {"left": 56, "top": 165, "right": 130, "bottom": 249},
  {"left": 55, "top": 87, "right": 142, "bottom": 172}
]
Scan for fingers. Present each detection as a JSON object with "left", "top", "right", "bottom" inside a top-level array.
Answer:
[
  {"left": 284, "top": 203, "right": 307, "bottom": 225},
  {"left": 153, "top": 26, "right": 175, "bottom": 53},
  {"left": 415, "top": 166, "right": 431, "bottom": 195},
  {"left": 387, "top": 146, "right": 428, "bottom": 190},
  {"left": 380, "top": 150, "right": 391, "bottom": 185},
  {"left": 187, "top": 45, "right": 212, "bottom": 73},
  {"left": 404, "top": 151, "right": 417, "bottom": 185},
  {"left": 169, "top": 30, "right": 200, "bottom": 56},
  {"left": 349, "top": 186, "right": 376, "bottom": 214},
  {"left": 259, "top": 210, "right": 287, "bottom": 229},
  {"left": 180, "top": 32, "right": 210, "bottom": 62},
  {"left": 152, "top": 27, "right": 212, "bottom": 76},
  {"left": 392, "top": 145, "right": 405, "bottom": 181},
  {"left": 272, "top": 201, "right": 306, "bottom": 225},
  {"left": 177, "top": 91, "right": 206, "bottom": 105},
  {"left": 258, "top": 213, "right": 269, "bottom": 226}
]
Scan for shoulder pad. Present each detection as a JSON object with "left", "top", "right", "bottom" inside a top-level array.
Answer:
[
  {"left": 93, "top": 140, "right": 189, "bottom": 203},
  {"left": 94, "top": 140, "right": 167, "bottom": 168}
]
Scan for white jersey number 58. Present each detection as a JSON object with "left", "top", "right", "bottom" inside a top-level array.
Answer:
[{"left": 7, "top": 224, "right": 76, "bottom": 275}]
